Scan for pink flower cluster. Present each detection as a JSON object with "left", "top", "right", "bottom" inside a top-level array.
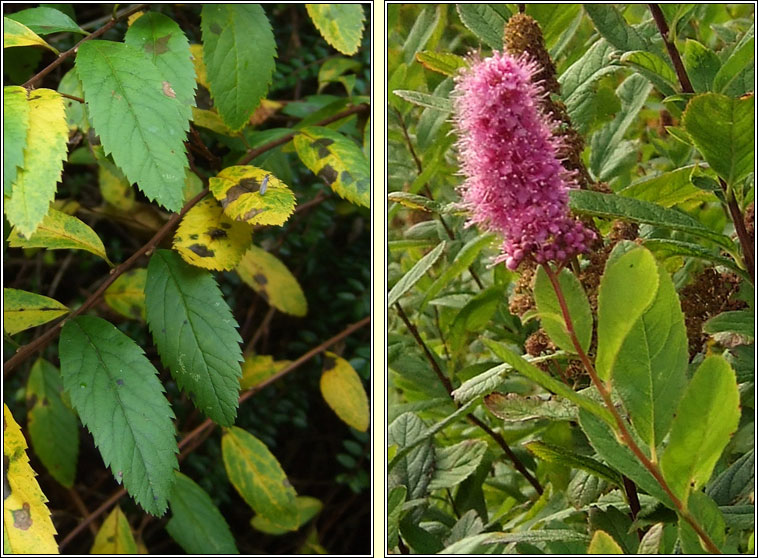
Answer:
[{"left": 453, "top": 51, "right": 595, "bottom": 270}]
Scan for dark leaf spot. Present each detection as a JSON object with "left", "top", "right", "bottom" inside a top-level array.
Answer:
[
  {"left": 130, "top": 304, "right": 141, "bottom": 318},
  {"left": 340, "top": 170, "right": 355, "bottom": 185},
  {"left": 311, "top": 138, "right": 334, "bottom": 159},
  {"left": 12, "top": 502, "right": 32, "bottom": 530},
  {"left": 189, "top": 244, "right": 214, "bottom": 258},
  {"left": 318, "top": 165, "right": 338, "bottom": 186},
  {"left": 220, "top": 222, "right": 232, "bottom": 229},
  {"left": 189, "top": 234, "right": 199, "bottom": 240},
  {"left": 107, "top": 535, "right": 115, "bottom": 543},
  {"left": 41, "top": 397, "right": 49, "bottom": 407},
  {"left": 323, "top": 356, "right": 336, "bottom": 369},
  {"left": 208, "top": 228, "right": 227, "bottom": 240},
  {"left": 4, "top": 456, "right": 11, "bottom": 500},
  {"left": 175, "top": 236, "right": 182, "bottom": 242},
  {"left": 253, "top": 273, "right": 267, "bottom": 285},
  {"left": 26, "top": 394, "right": 37, "bottom": 409},
  {"left": 242, "top": 207, "right": 267, "bottom": 221},
  {"left": 116, "top": 379, "right": 124, "bottom": 386},
  {"left": 222, "top": 179, "right": 259, "bottom": 207},
  {"left": 210, "top": 23, "right": 222, "bottom": 34},
  {"left": 145, "top": 34, "right": 172, "bottom": 55}
]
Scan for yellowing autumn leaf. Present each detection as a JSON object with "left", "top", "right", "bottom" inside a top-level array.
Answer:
[
  {"left": 4, "top": 288, "right": 68, "bottom": 335},
  {"left": 3, "top": 17, "right": 58, "bottom": 53},
  {"left": 189, "top": 44, "right": 209, "bottom": 90},
  {"left": 319, "top": 352, "right": 369, "bottom": 431},
  {"left": 239, "top": 354, "right": 292, "bottom": 390},
  {"left": 250, "top": 495, "right": 322, "bottom": 535},
  {"left": 90, "top": 507, "right": 138, "bottom": 554},
  {"left": 104, "top": 268, "right": 147, "bottom": 320},
  {"left": 99, "top": 164, "right": 135, "bottom": 211},
  {"left": 173, "top": 197, "right": 252, "bottom": 270},
  {"left": 209, "top": 166, "right": 296, "bottom": 227},
  {"left": 3, "top": 404, "right": 59, "bottom": 554},
  {"left": 236, "top": 245, "right": 307, "bottom": 316}
]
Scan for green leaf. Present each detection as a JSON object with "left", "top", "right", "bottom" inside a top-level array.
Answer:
[
  {"left": 3, "top": 288, "right": 68, "bottom": 335},
  {"left": 428, "top": 440, "right": 487, "bottom": 490},
  {"left": 415, "top": 50, "right": 467, "bottom": 77},
  {"left": 392, "top": 89, "right": 452, "bottom": 112},
  {"left": 209, "top": 166, "right": 296, "bottom": 227},
  {"left": 660, "top": 355, "right": 740, "bottom": 505},
  {"left": 251, "top": 495, "right": 322, "bottom": 535},
  {"left": 293, "top": 126, "right": 370, "bottom": 207},
  {"left": 401, "top": 6, "right": 442, "bottom": 65},
  {"left": 166, "top": 472, "right": 238, "bottom": 554},
  {"left": 583, "top": 4, "right": 647, "bottom": 52},
  {"left": 388, "top": 413, "right": 435, "bottom": 521},
  {"left": 487, "top": 529, "right": 590, "bottom": 545},
  {"left": 104, "top": 268, "right": 147, "bottom": 321},
  {"left": 3, "top": 86, "right": 29, "bottom": 196},
  {"left": 608, "top": 249, "right": 689, "bottom": 449},
  {"left": 534, "top": 266, "right": 593, "bottom": 354},
  {"left": 124, "top": 12, "right": 196, "bottom": 123},
  {"left": 483, "top": 339, "right": 614, "bottom": 426},
  {"left": 201, "top": 5, "right": 276, "bottom": 131},
  {"left": 145, "top": 249, "right": 243, "bottom": 426},
  {"left": 387, "top": 486, "right": 407, "bottom": 550},
  {"left": 59, "top": 316, "right": 178, "bottom": 516},
  {"left": 420, "top": 234, "right": 495, "bottom": 307},
  {"left": 4, "top": 88, "right": 67, "bottom": 237},
  {"left": 236, "top": 245, "right": 308, "bottom": 317},
  {"left": 305, "top": 4, "right": 365, "bottom": 55},
  {"left": 6, "top": 7, "right": 86, "bottom": 36},
  {"left": 596, "top": 245, "right": 659, "bottom": 382},
  {"left": 90, "top": 506, "right": 138, "bottom": 554},
  {"left": 76, "top": 40, "right": 189, "bottom": 212},
  {"left": 485, "top": 392, "right": 577, "bottom": 423},
  {"left": 455, "top": 4, "right": 511, "bottom": 50},
  {"left": 588, "top": 530, "right": 624, "bottom": 554},
  {"left": 3, "top": 17, "right": 58, "bottom": 53},
  {"left": 589, "top": 74, "right": 652, "bottom": 180},
  {"left": 525, "top": 441, "right": 622, "bottom": 486},
  {"left": 706, "top": 449, "right": 754, "bottom": 505},
  {"left": 618, "top": 165, "right": 710, "bottom": 207},
  {"left": 8, "top": 208, "right": 112, "bottom": 265},
  {"left": 619, "top": 51, "right": 678, "bottom": 96},
  {"left": 636, "top": 523, "right": 665, "bottom": 554},
  {"left": 569, "top": 190, "right": 737, "bottom": 252},
  {"left": 388, "top": 242, "right": 446, "bottom": 307},
  {"left": 683, "top": 39, "right": 721, "bottom": 93},
  {"left": 222, "top": 427, "right": 299, "bottom": 530},
  {"left": 713, "top": 36, "right": 754, "bottom": 94},
  {"left": 578, "top": 409, "right": 673, "bottom": 506},
  {"left": 677, "top": 491, "right": 726, "bottom": 553},
  {"left": 445, "top": 510, "right": 485, "bottom": 547},
  {"left": 682, "top": 93, "right": 754, "bottom": 186},
  {"left": 26, "top": 359, "right": 79, "bottom": 488},
  {"left": 449, "top": 287, "right": 503, "bottom": 355},
  {"left": 703, "top": 309, "right": 754, "bottom": 339}
]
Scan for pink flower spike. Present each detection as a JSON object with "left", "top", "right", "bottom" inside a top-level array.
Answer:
[{"left": 453, "top": 51, "right": 592, "bottom": 269}]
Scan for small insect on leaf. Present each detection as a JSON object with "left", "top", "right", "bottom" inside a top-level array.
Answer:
[{"left": 260, "top": 174, "right": 269, "bottom": 196}]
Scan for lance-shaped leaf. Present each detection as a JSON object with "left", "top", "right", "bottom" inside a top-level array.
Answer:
[
  {"left": 166, "top": 472, "right": 238, "bottom": 554},
  {"left": 236, "top": 245, "right": 307, "bottom": 316},
  {"left": 104, "top": 268, "right": 147, "bottom": 321},
  {"left": 3, "top": 86, "right": 29, "bottom": 195},
  {"left": 416, "top": 51, "right": 468, "bottom": 77},
  {"left": 3, "top": 404, "right": 58, "bottom": 554},
  {"left": 3, "top": 288, "right": 68, "bottom": 335},
  {"left": 5, "top": 88, "right": 67, "bottom": 237},
  {"left": 90, "top": 507, "right": 138, "bottom": 554},
  {"left": 124, "top": 12, "right": 196, "bottom": 123},
  {"left": 294, "top": 126, "right": 370, "bottom": 208},
  {"left": 209, "top": 166, "right": 296, "bottom": 227},
  {"left": 320, "top": 351, "right": 369, "bottom": 432},
  {"left": 533, "top": 266, "right": 593, "bottom": 354},
  {"left": 8, "top": 208, "right": 112, "bottom": 266},
  {"left": 222, "top": 427, "right": 299, "bottom": 530},
  {"left": 145, "top": 249, "right": 243, "bottom": 426},
  {"left": 6, "top": 7, "right": 86, "bottom": 35},
  {"left": 3, "top": 17, "right": 58, "bottom": 53},
  {"left": 201, "top": 5, "right": 276, "bottom": 131},
  {"left": 59, "top": 316, "right": 178, "bottom": 516},
  {"left": 306, "top": 4, "right": 365, "bottom": 55},
  {"left": 660, "top": 355, "right": 740, "bottom": 505},
  {"left": 75, "top": 40, "right": 189, "bottom": 212},
  {"left": 251, "top": 495, "right": 322, "bottom": 535},
  {"left": 26, "top": 359, "right": 79, "bottom": 488},
  {"left": 173, "top": 197, "right": 252, "bottom": 271}
]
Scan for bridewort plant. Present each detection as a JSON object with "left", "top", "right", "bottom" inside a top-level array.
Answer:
[{"left": 388, "top": 4, "right": 754, "bottom": 554}]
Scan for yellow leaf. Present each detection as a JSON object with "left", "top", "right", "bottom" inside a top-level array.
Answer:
[
  {"left": 192, "top": 106, "right": 237, "bottom": 136},
  {"left": 5, "top": 88, "right": 68, "bottom": 237},
  {"left": 90, "top": 507, "right": 138, "bottom": 554},
  {"left": 3, "top": 404, "right": 59, "bottom": 554},
  {"left": 249, "top": 99, "right": 283, "bottom": 127},
  {"left": 3, "top": 288, "right": 68, "bottom": 335},
  {"left": 236, "top": 245, "right": 308, "bottom": 316},
  {"left": 99, "top": 164, "right": 135, "bottom": 211},
  {"left": 239, "top": 354, "right": 292, "bottom": 390},
  {"left": 3, "top": 17, "right": 58, "bottom": 54},
  {"left": 173, "top": 197, "right": 252, "bottom": 270},
  {"left": 127, "top": 11, "right": 145, "bottom": 26},
  {"left": 250, "top": 495, "right": 322, "bottom": 535},
  {"left": 319, "top": 352, "right": 369, "bottom": 431},
  {"left": 210, "top": 166, "right": 296, "bottom": 227},
  {"left": 104, "top": 268, "right": 147, "bottom": 320},
  {"left": 588, "top": 530, "right": 624, "bottom": 554},
  {"left": 8, "top": 208, "right": 113, "bottom": 266},
  {"left": 183, "top": 168, "right": 204, "bottom": 203},
  {"left": 189, "top": 44, "right": 209, "bottom": 90}
]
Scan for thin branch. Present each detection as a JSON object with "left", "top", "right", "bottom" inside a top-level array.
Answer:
[
  {"left": 648, "top": 4, "right": 694, "bottom": 93},
  {"left": 59, "top": 92, "right": 85, "bottom": 104},
  {"left": 541, "top": 263, "right": 721, "bottom": 554},
  {"left": 58, "top": 315, "right": 370, "bottom": 550},
  {"left": 22, "top": 4, "right": 149, "bottom": 89},
  {"left": 720, "top": 178, "right": 754, "bottom": 283}
]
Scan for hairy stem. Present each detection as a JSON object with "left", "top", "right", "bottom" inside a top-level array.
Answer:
[{"left": 541, "top": 264, "right": 721, "bottom": 554}]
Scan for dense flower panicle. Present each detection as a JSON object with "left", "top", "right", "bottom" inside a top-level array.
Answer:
[{"left": 453, "top": 51, "right": 595, "bottom": 270}]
